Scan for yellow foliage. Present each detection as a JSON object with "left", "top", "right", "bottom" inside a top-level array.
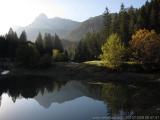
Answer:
[
  {"left": 130, "top": 29, "right": 160, "bottom": 64},
  {"left": 100, "top": 34, "right": 126, "bottom": 68}
]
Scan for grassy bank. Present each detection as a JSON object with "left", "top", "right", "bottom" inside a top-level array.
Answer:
[
  {"left": 85, "top": 61, "right": 160, "bottom": 73},
  {"left": 7, "top": 61, "right": 160, "bottom": 83}
]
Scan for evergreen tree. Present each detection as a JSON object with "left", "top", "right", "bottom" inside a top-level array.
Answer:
[
  {"left": 35, "top": 32, "right": 44, "bottom": 55},
  {"left": 5, "top": 28, "right": 19, "bottom": 59},
  {"left": 53, "top": 34, "right": 64, "bottom": 52},
  {"left": 110, "top": 14, "right": 119, "bottom": 34},
  {"left": 6, "top": 28, "right": 18, "bottom": 41},
  {"left": 0, "top": 36, "right": 7, "bottom": 58},
  {"left": 19, "top": 30, "right": 27, "bottom": 42},
  {"left": 150, "top": 8, "right": 156, "bottom": 29},
  {"left": 44, "top": 33, "right": 53, "bottom": 54},
  {"left": 74, "top": 32, "right": 104, "bottom": 62},
  {"left": 103, "top": 7, "right": 112, "bottom": 37},
  {"left": 119, "top": 4, "right": 129, "bottom": 45},
  {"left": 128, "top": 6, "right": 137, "bottom": 36},
  {"left": 103, "top": 0, "right": 160, "bottom": 46},
  {"left": 74, "top": 39, "right": 89, "bottom": 62}
]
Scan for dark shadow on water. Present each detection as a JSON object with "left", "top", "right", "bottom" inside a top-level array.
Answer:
[{"left": 0, "top": 76, "right": 67, "bottom": 100}]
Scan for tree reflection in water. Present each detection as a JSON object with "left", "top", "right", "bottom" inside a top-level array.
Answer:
[
  {"left": 101, "top": 83, "right": 160, "bottom": 116},
  {"left": 0, "top": 76, "right": 67, "bottom": 103},
  {"left": 0, "top": 76, "right": 160, "bottom": 117}
]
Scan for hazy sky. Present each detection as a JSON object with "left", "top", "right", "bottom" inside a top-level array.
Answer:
[{"left": 0, "top": 0, "right": 147, "bottom": 34}]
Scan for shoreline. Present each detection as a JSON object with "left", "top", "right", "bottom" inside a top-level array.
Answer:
[{"left": 2, "top": 62, "right": 159, "bottom": 84}]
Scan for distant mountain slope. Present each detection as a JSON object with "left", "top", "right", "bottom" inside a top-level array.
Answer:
[
  {"left": 67, "top": 15, "right": 104, "bottom": 41},
  {"left": 15, "top": 13, "right": 81, "bottom": 41},
  {"left": 15, "top": 14, "right": 104, "bottom": 42}
]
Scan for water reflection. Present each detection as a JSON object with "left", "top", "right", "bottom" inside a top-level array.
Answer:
[
  {"left": 0, "top": 76, "right": 160, "bottom": 120},
  {"left": 101, "top": 83, "right": 160, "bottom": 116}
]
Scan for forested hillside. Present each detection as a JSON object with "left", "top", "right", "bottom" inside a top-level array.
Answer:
[
  {"left": 67, "top": 15, "right": 104, "bottom": 41},
  {"left": 104, "top": 0, "right": 160, "bottom": 45},
  {"left": 75, "top": 0, "right": 160, "bottom": 62},
  {"left": 0, "top": 0, "right": 160, "bottom": 70}
]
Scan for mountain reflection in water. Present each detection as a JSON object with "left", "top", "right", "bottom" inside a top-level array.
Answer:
[{"left": 0, "top": 76, "right": 160, "bottom": 120}]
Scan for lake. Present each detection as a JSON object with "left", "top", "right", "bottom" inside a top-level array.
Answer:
[{"left": 0, "top": 76, "right": 160, "bottom": 120}]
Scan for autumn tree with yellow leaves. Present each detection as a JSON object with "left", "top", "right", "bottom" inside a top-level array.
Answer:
[{"left": 130, "top": 29, "right": 160, "bottom": 64}]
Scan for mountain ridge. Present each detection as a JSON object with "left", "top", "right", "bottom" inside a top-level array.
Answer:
[
  {"left": 15, "top": 13, "right": 81, "bottom": 41},
  {"left": 15, "top": 13, "right": 104, "bottom": 42}
]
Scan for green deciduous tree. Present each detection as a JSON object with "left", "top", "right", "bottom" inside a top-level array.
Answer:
[{"left": 100, "top": 34, "right": 126, "bottom": 67}]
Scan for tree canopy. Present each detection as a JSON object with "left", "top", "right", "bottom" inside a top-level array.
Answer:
[
  {"left": 130, "top": 29, "right": 160, "bottom": 64},
  {"left": 100, "top": 34, "right": 126, "bottom": 67}
]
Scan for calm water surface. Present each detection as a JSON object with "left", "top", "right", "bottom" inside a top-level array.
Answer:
[{"left": 0, "top": 76, "right": 160, "bottom": 120}]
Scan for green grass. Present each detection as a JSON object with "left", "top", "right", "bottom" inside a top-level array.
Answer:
[
  {"left": 83, "top": 60, "right": 160, "bottom": 73},
  {"left": 84, "top": 60, "right": 105, "bottom": 66}
]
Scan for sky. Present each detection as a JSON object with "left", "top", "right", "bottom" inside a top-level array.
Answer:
[{"left": 0, "top": 0, "right": 147, "bottom": 34}]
